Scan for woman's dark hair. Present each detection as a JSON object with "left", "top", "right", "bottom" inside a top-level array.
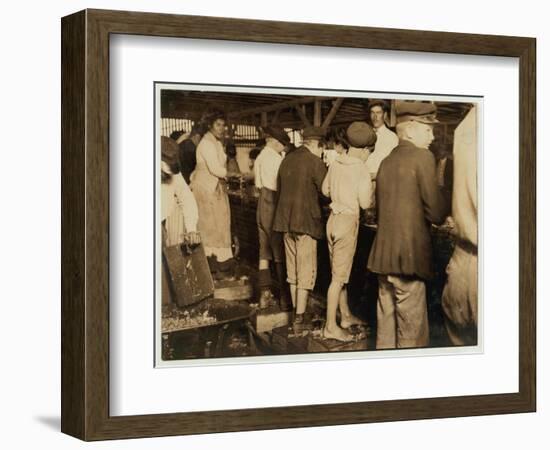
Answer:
[
  {"left": 204, "top": 110, "right": 227, "bottom": 129},
  {"left": 325, "top": 128, "right": 349, "bottom": 150},
  {"left": 190, "top": 123, "right": 205, "bottom": 137},
  {"left": 161, "top": 136, "right": 181, "bottom": 175}
]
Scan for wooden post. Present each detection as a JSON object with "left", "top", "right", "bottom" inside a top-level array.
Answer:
[
  {"left": 261, "top": 111, "right": 268, "bottom": 128},
  {"left": 389, "top": 99, "right": 397, "bottom": 127},
  {"left": 295, "top": 105, "right": 311, "bottom": 127},
  {"left": 272, "top": 109, "right": 281, "bottom": 124},
  {"left": 313, "top": 100, "right": 322, "bottom": 126}
]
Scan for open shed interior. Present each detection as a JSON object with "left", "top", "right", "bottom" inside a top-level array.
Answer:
[{"left": 160, "top": 87, "right": 472, "bottom": 361}]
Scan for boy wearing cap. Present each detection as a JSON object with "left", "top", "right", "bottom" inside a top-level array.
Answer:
[
  {"left": 321, "top": 127, "right": 373, "bottom": 342},
  {"left": 273, "top": 126, "right": 328, "bottom": 326},
  {"left": 253, "top": 126, "right": 292, "bottom": 311},
  {"left": 346, "top": 121, "right": 377, "bottom": 163},
  {"left": 368, "top": 101, "right": 449, "bottom": 349}
]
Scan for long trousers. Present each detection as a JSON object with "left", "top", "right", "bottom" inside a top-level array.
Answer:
[{"left": 376, "top": 275, "right": 429, "bottom": 349}]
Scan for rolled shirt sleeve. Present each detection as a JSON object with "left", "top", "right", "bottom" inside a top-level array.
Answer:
[{"left": 175, "top": 175, "right": 199, "bottom": 232}]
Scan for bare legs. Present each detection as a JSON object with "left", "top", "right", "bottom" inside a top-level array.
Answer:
[
  {"left": 339, "top": 289, "right": 366, "bottom": 329},
  {"left": 323, "top": 280, "right": 353, "bottom": 341}
]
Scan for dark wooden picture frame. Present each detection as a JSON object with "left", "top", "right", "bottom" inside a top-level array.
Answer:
[{"left": 61, "top": 9, "right": 536, "bottom": 441}]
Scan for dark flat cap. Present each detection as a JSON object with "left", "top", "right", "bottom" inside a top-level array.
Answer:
[
  {"left": 368, "top": 99, "right": 390, "bottom": 111},
  {"left": 395, "top": 100, "right": 439, "bottom": 124},
  {"left": 346, "top": 121, "right": 377, "bottom": 148},
  {"left": 302, "top": 126, "right": 326, "bottom": 140},
  {"left": 263, "top": 125, "right": 291, "bottom": 146}
]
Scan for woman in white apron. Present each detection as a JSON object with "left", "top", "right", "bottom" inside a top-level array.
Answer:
[{"left": 190, "top": 112, "right": 240, "bottom": 263}]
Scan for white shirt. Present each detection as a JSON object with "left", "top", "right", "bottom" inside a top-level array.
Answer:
[
  {"left": 161, "top": 172, "right": 199, "bottom": 234},
  {"left": 365, "top": 124, "right": 399, "bottom": 178},
  {"left": 347, "top": 146, "right": 370, "bottom": 163},
  {"left": 254, "top": 144, "right": 283, "bottom": 191},
  {"left": 452, "top": 106, "right": 477, "bottom": 246}
]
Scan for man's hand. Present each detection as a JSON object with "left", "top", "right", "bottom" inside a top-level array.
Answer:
[{"left": 184, "top": 231, "right": 201, "bottom": 246}]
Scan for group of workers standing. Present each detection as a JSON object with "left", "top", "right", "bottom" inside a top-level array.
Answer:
[{"left": 161, "top": 98, "right": 478, "bottom": 350}]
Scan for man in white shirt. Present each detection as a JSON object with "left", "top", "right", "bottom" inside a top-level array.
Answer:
[
  {"left": 365, "top": 100, "right": 399, "bottom": 180},
  {"left": 253, "top": 126, "right": 292, "bottom": 310},
  {"left": 441, "top": 105, "right": 478, "bottom": 346}
]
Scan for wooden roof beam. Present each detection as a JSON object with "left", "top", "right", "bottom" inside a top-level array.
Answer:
[
  {"left": 321, "top": 98, "right": 344, "bottom": 128},
  {"left": 227, "top": 96, "right": 334, "bottom": 119},
  {"left": 295, "top": 105, "right": 311, "bottom": 127}
]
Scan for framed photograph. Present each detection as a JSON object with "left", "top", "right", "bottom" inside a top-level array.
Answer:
[{"left": 61, "top": 9, "right": 536, "bottom": 440}]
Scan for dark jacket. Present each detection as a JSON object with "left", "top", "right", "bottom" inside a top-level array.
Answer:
[
  {"left": 178, "top": 138, "right": 197, "bottom": 184},
  {"left": 273, "top": 146, "right": 327, "bottom": 240},
  {"left": 368, "top": 139, "right": 449, "bottom": 280}
]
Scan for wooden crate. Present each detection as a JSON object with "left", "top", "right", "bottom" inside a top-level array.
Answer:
[
  {"left": 214, "top": 278, "right": 253, "bottom": 301},
  {"left": 254, "top": 305, "right": 291, "bottom": 333},
  {"left": 163, "top": 243, "right": 214, "bottom": 307}
]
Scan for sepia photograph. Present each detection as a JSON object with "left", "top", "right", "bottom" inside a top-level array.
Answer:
[{"left": 156, "top": 84, "right": 479, "bottom": 364}]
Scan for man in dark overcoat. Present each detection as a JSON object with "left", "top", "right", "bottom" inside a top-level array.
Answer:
[
  {"left": 367, "top": 101, "right": 449, "bottom": 349},
  {"left": 273, "top": 126, "right": 327, "bottom": 326}
]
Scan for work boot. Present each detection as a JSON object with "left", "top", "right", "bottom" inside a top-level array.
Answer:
[
  {"left": 257, "top": 268, "right": 273, "bottom": 309},
  {"left": 292, "top": 312, "right": 312, "bottom": 333},
  {"left": 275, "top": 262, "right": 292, "bottom": 311}
]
